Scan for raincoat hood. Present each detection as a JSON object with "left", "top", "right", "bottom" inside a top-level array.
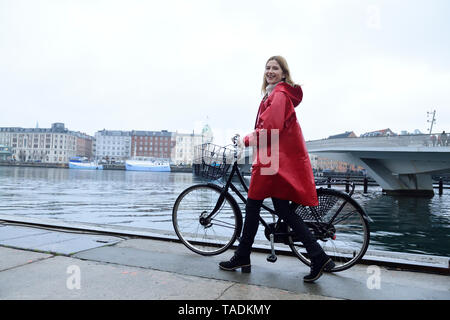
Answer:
[{"left": 273, "top": 82, "right": 303, "bottom": 108}]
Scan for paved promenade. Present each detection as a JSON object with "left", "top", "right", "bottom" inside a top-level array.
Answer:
[{"left": 0, "top": 223, "right": 449, "bottom": 300}]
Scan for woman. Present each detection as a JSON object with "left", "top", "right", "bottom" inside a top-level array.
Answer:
[{"left": 219, "top": 56, "right": 334, "bottom": 283}]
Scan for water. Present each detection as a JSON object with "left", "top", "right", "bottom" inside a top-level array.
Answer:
[{"left": 0, "top": 166, "right": 449, "bottom": 257}]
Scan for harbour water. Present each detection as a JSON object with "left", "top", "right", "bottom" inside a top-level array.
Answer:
[{"left": 0, "top": 166, "right": 449, "bottom": 257}]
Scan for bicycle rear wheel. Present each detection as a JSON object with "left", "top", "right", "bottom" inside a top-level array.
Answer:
[
  {"left": 288, "top": 188, "right": 370, "bottom": 272},
  {"left": 172, "top": 183, "right": 242, "bottom": 256}
]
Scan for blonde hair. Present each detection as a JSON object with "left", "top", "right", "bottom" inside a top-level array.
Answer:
[{"left": 261, "top": 55, "right": 296, "bottom": 94}]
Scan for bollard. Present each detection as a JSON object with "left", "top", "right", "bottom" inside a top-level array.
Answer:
[
  {"left": 439, "top": 178, "right": 443, "bottom": 196},
  {"left": 364, "top": 177, "right": 368, "bottom": 194}
]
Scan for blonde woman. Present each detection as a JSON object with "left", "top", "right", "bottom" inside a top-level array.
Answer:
[{"left": 219, "top": 56, "right": 334, "bottom": 282}]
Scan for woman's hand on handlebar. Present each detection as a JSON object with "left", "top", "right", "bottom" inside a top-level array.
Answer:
[{"left": 231, "top": 134, "right": 243, "bottom": 148}]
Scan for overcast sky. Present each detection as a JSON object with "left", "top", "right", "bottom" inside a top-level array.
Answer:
[{"left": 1, "top": 0, "right": 449, "bottom": 145}]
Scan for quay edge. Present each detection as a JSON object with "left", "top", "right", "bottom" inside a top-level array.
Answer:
[
  {"left": 0, "top": 162, "right": 194, "bottom": 173},
  {"left": 0, "top": 215, "right": 448, "bottom": 276}
]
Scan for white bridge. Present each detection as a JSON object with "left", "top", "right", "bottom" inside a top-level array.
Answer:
[{"left": 306, "top": 134, "right": 450, "bottom": 196}]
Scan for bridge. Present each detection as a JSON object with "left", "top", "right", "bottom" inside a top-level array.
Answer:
[{"left": 306, "top": 133, "right": 450, "bottom": 196}]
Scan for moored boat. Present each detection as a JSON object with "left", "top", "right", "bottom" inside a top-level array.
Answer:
[
  {"left": 125, "top": 159, "right": 170, "bottom": 172},
  {"left": 68, "top": 157, "right": 103, "bottom": 170}
]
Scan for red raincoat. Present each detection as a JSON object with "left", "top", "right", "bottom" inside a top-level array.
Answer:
[{"left": 243, "top": 82, "right": 318, "bottom": 206}]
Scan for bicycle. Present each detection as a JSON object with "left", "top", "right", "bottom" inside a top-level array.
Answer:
[{"left": 172, "top": 137, "right": 371, "bottom": 272}]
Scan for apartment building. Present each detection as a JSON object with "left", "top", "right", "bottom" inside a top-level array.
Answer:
[
  {"left": 93, "top": 128, "right": 208, "bottom": 164},
  {"left": 172, "top": 132, "right": 204, "bottom": 165},
  {"left": 0, "top": 123, "right": 94, "bottom": 163},
  {"left": 95, "top": 130, "right": 131, "bottom": 161},
  {"left": 130, "top": 130, "right": 174, "bottom": 160},
  {"left": 309, "top": 154, "right": 364, "bottom": 173}
]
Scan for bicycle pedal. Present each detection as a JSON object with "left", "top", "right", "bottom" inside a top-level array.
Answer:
[{"left": 266, "top": 255, "right": 277, "bottom": 263}]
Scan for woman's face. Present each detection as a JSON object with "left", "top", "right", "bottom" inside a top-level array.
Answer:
[{"left": 265, "top": 60, "right": 285, "bottom": 85}]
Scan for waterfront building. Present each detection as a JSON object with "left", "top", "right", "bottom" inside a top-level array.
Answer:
[
  {"left": 74, "top": 131, "right": 94, "bottom": 160},
  {"left": 361, "top": 128, "right": 396, "bottom": 137},
  {"left": 130, "top": 130, "right": 174, "bottom": 160},
  {"left": 309, "top": 154, "right": 364, "bottom": 174},
  {"left": 327, "top": 131, "right": 357, "bottom": 139},
  {"left": 172, "top": 131, "right": 204, "bottom": 165},
  {"left": 95, "top": 130, "right": 131, "bottom": 162},
  {"left": 172, "top": 125, "right": 213, "bottom": 165},
  {"left": 93, "top": 126, "right": 211, "bottom": 165},
  {"left": 0, "top": 123, "right": 94, "bottom": 163}
]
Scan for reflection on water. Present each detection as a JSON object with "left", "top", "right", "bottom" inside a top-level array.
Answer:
[
  {"left": 0, "top": 166, "right": 449, "bottom": 257},
  {"left": 0, "top": 166, "right": 198, "bottom": 230},
  {"left": 355, "top": 190, "right": 450, "bottom": 256}
]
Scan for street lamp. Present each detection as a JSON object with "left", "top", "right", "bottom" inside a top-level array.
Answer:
[{"left": 427, "top": 110, "right": 436, "bottom": 135}]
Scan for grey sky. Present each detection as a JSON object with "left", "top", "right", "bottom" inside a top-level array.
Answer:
[{"left": 1, "top": 0, "right": 449, "bottom": 145}]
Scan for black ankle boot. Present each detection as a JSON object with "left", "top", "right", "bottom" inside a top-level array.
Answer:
[
  {"left": 219, "top": 254, "right": 251, "bottom": 273},
  {"left": 303, "top": 253, "right": 335, "bottom": 283}
]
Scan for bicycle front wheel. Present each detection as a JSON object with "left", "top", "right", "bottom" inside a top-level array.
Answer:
[
  {"left": 172, "top": 184, "right": 242, "bottom": 256},
  {"left": 288, "top": 188, "right": 370, "bottom": 272}
]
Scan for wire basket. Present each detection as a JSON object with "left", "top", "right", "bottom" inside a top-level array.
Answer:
[
  {"left": 293, "top": 193, "right": 339, "bottom": 221},
  {"left": 194, "top": 143, "right": 235, "bottom": 180}
]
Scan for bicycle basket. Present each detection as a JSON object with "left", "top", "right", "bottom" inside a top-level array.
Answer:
[
  {"left": 293, "top": 192, "right": 339, "bottom": 221},
  {"left": 194, "top": 143, "right": 234, "bottom": 180}
]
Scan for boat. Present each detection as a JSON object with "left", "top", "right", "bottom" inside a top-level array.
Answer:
[
  {"left": 125, "top": 159, "right": 171, "bottom": 172},
  {"left": 68, "top": 157, "right": 103, "bottom": 170}
]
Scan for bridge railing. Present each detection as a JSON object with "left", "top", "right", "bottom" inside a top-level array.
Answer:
[
  {"left": 315, "top": 174, "right": 449, "bottom": 195},
  {"left": 307, "top": 132, "right": 450, "bottom": 149}
]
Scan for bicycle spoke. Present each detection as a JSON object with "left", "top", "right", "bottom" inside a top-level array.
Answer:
[
  {"left": 289, "top": 188, "right": 370, "bottom": 271},
  {"left": 172, "top": 184, "right": 241, "bottom": 255},
  {"left": 331, "top": 209, "right": 358, "bottom": 225},
  {"left": 211, "top": 220, "right": 237, "bottom": 229}
]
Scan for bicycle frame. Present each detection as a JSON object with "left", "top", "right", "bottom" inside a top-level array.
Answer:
[
  {"left": 207, "top": 160, "right": 282, "bottom": 232},
  {"left": 205, "top": 151, "right": 357, "bottom": 239}
]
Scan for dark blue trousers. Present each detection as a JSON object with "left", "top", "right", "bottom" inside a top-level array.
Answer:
[{"left": 235, "top": 197, "right": 323, "bottom": 258}]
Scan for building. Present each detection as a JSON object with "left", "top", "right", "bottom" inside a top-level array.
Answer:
[
  {"left": 130, "top": 130, "right": 175, "bottom": 160},
  {"left": 361, "top": 128, "right": 396, "bottom": 137},
  {"left": 309, "top": 154, "right": 364, "bottom": 174},
  {"left": 93, "top": 126, "right": 211, "bottom": 164},
  {"left": 172, "top": 131, "right": 204, "bottom": 165},
  {"left": 74, "top": 131, "right": 94, "bottom": 160},
  {"left": 0, "top": 123, "right": 94, "bottom": 164},
  {"left": 95, "top": 130, "right": 131, "bottom": 162},
  {"left": 172, "top": 125, "right": 214, "bottom": 165},
  {"left": 328, "top": 131, "right": 357, "bottom": 139}
]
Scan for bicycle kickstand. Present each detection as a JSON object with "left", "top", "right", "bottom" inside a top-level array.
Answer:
[{"left": 267, "top": 234, "right": 277, "bottom": 263}]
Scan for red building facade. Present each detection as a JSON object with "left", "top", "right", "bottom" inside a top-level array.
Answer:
[{"left": 130, "top": 130, "right": 175, "bottom": 159}]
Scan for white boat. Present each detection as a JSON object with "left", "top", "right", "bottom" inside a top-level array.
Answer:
[
  {"left": 125, "top": 159, "right": 171, "bottom": 172},
  {"left": 68, "top": 157, "right": 103, "bottom": 170}
]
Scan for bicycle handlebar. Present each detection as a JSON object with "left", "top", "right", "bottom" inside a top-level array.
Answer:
[{"left": 232, "top": 134, "right": 240, "bottom": 147}]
